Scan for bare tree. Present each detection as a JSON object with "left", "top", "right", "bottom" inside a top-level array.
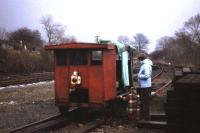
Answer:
[
  {"left": 41, "top": 15, "right": 66, "bottom": 44},
  {"left": 0, "top": 27, "right": 8, "bottom": 40},
  {"left": 133, "top": 33, "right": 149, "bottom": 52},
  {"left": 61, "top": 35, "right": 77, "bottom": 43},
  {"left": 183, "top": 14, "right": 200, "bottom": 44},
  {"left": 156, "top": 36, "right": 174, "bottom": 50},
  {"left": 174, "top": 14, "right": 200, "bottom": 66},
  {"left": 117, "top": 35, "right": 131, "bottom": 44},
  {"left": 153, "top": 14, "right": 200, "bottom": 66}
]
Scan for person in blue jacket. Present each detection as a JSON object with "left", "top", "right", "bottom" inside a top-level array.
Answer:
[{"left": 137, "top": 53, "right": 153, "bottom": 120}]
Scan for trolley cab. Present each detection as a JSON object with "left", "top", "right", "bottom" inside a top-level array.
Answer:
[{"left": 45, "top": 42, "right": 135, "bottom": 110}]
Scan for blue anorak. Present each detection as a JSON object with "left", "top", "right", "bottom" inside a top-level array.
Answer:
[{"left": 138, "top": 59, "right": 153, "bottom": 88}]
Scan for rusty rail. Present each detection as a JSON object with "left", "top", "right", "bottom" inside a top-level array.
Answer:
[
  {"left": 0, "top": 72, "right": 53, "bottom": 87},
  {"left": 152, "top": 66, "right": 164, "bottom": 81},
  {"left": 9, "top": 108, "right": 105, "bottom": 133},
  {"left": 152, "top": 80, "right": 172, "bottom": 96},
  {"left": 73, "top": 119, "right": 105, "bottom": 133},
  {"left": 9, "top": 114, "right": 66, "bottom": 133}
]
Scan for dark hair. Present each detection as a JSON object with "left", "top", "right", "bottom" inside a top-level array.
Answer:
[{"left": 137, "top": 53, "right": 146, "bottom": 61}]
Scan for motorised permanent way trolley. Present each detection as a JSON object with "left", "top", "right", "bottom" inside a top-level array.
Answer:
[{"left": 45, "top": 42, "right": 135, "bottom": 112}]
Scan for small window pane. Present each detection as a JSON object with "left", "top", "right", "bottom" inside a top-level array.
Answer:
[
  {"left": 69, "top": 51, "right": 88, "bottom": 66},
  {"left": 56, "top": 51, "right": 68, "bottom": 66},
  {"left": 91, "top": 50, "right": 102, "bottom": 65},
  {"left": 56, "top": 50, "right": 88, "bottom": 66}
]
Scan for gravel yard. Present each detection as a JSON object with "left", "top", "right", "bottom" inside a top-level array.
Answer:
[{"left": 0, "top": 81, "right": 59, "bottom": 133}]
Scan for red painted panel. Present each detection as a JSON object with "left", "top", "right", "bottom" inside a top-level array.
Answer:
[
  {"left": 50, "top": 43, "right": 118, "bottom": 108},
  {"left": 55, "top": 66, "right": 89, "bottom": 105},
  {"left": 103, "top": 49, "right": 116, "bottom": 100},
  {"left": 89, "top": 66, "right": 104, "bottom": 103},
  {"left": 55, "top": 67, "right": 69, "bottom": 103}
]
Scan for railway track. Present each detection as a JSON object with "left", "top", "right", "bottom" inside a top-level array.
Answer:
[
  {"left": 67, "top": 119, "right": 105, "bottom": 133},
  {"left": 152, "top": 65, "right": 164, "bottom": 81},
  {"left": 151, "top": 79, "right": 172, "bottom": 97},
  {"left": 0, "top": 72, "right": 53, "bottom": 87},
  {"left": 9, "top": 108, "right": 105, "bottom": 133},
  {"left": 9, "top": 114, "right": 66, "bottom": 133},
  {"left": 151, "top": 64, "right": 173, "bottom": 94}
]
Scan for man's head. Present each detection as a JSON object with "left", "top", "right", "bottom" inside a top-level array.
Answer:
[{"left": 137, "top": 53, "right": 146, "bottom": 61}]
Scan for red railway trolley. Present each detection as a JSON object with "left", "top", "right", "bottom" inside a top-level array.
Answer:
[{"left": 45, "top": 42, "right": 135, "bottom": 112}]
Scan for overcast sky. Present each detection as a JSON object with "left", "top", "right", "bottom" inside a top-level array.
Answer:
[{"left": 0, "top": 0, "right": 200, "bottom": 52}]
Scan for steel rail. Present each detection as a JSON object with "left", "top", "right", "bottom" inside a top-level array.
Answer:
[
  {"left": 9, "top": 114, "right": 63, "bottom": 133},
  {"left": 152, "top": 66, "right": 164, "bottom": 81},
  {"left": 0, "top": 72, "right": 53, "bottom": 87},
  {"left": 152, "top": 80, "right": 172, "bottom": 96},
  {"left": 72, "top": 119, "right": 105, "bottom": 133},
  {"left": 9, "top": 107, "right": 84, "bottom": 133}
]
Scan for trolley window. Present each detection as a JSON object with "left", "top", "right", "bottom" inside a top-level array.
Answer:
[
  {"left": 56, "top": 50, "right": 88, "bottom": 66},
  {"left": 56, "top": 51, "right": 68, "bottom": 66},
  {"left": 91, "top": 50, "right": 102, "bottom": 65},
  {"left": 69, "top": 51, "right": 88, "bottom": 65}
]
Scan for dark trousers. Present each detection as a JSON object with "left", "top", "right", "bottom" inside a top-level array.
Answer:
[{"left": 139, "top": 87, "right": 151, "bottom": 120}]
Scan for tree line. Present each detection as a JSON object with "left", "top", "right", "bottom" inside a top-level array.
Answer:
[
  {"left": 0, "top": 15, "right": 76, "bottom": 74},
  {"left": 151, "top": 13, "right": 200, "bottom": 67},
  {"left": 117, "top": 33, "right": 149, "bottom": 53},
  {"left": 0, "top": 13, "right": 199, "bottom": 74}
]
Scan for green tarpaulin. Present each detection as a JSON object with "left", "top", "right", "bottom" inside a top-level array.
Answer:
[{"left": 114, "top": 42, "right": 135, "bottom": 87}]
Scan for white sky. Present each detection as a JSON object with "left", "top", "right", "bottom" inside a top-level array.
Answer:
[{"left": 0, "top": 0, "right": 200, "bottom": 52}]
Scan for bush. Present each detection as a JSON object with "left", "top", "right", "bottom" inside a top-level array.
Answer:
[{"left": 0, "top": 48, "right": 53, "bottom": 74}]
